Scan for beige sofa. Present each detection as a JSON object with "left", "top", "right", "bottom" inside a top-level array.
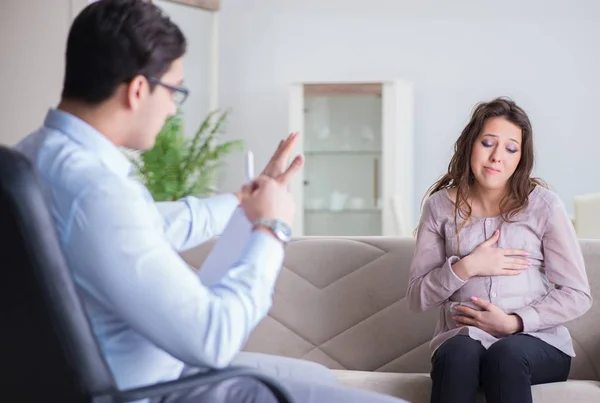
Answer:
[{"left": 182, "top": 237, "right": 600, "bottom": 402}]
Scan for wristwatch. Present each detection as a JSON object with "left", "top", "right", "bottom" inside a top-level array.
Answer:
[{"left": 252, "top": 218, "right": 292, "bottom": 244}]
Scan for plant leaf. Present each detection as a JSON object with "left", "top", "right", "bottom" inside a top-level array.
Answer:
[{"left": 125, "top": 108, "right": 243, "bottom": 201}]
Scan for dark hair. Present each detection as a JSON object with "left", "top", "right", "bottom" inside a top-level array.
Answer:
[
  {"left": 424, "top": 97, "right": 546, "bottom": 235},
  {"left": 62, "top": 0, "right": 186, "bottom": 104}
]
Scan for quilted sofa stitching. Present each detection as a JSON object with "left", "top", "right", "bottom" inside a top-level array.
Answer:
[{"left": 282, "top": 252, "right": 395, "bottom": 291}]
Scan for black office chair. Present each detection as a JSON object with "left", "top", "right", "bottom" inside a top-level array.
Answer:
[{"left": 0, "top": 146, "right": 294, "bottom": 403}]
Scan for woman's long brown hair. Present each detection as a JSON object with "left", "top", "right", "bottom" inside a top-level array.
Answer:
[{"left": 423, "top": 97, "right": 546, "bottom": 239}]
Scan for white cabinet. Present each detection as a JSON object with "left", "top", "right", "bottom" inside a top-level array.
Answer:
[{"left": 289, "top": 80, "right": 414, "bottom": 237}]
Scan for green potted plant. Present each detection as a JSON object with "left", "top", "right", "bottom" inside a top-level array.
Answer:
[{"left": 130, "top": 109, "right": 243, "bottom": 201}]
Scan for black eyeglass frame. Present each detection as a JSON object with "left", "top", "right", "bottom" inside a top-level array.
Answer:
[{"left": 147, "top": 76, "right": 190, "bottom": 106}]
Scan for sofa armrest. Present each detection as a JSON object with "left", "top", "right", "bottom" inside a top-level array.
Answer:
[{"left": 564, "top": 240, "right": 600, "bottom": 381}]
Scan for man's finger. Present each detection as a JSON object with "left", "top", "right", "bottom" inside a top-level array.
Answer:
[
  {"left": 241, "top": 183, "right": 253, "bottom": 195},
  {"left": 276, "top": 155, "right": 304, "bottom": 185},
  {"left": 275, "top": 132, "right": 299, "bottom": 165},
  {"left": 264, "top": 138, "right": 286, "bottom": 171},
  {"left": 263, "top": 133, "right": 300, "bottom": 177},
  {"left": 251, "top": 174, "right": 275, "bottom": 189},
  {"left": 269, "top": 139, "right": 285, "bottom": 163}
]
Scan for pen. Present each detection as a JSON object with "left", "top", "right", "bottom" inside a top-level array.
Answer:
[{"left": 245, "top": 150, "right": 254, "bottom": 182}]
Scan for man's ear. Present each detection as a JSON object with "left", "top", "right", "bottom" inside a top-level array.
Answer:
[{"left": 126, "top": 75, "right": 148, "bottom": 111}]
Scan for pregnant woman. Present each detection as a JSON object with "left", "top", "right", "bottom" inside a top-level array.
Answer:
[{"left": 407, "top": 97, "right": 592, "bottom": 403}]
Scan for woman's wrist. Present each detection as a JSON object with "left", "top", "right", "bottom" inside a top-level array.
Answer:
[
  {"left": 452, "top": 256, "right": 474, "bottom": 280},
  {"left": 507, "top": 314, "right": 524, "bottom": 334}
]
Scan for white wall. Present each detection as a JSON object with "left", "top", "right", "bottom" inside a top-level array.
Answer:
[
  {"left": 3, "top": 0, "right": 599, "bottom": 219},
  {"left": 0, "top": 0, "right": 213, "bottom": 145},
  {"left": 155, "top": 0, "right": 214, "bottom": 138},
  {"left": 0, "top": 0, "right": 75, "bottom": 145},
  {"left": 217, "top": 0, "right": 600, "bottom": 219}
]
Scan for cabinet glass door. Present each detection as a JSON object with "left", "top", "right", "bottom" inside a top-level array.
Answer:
[{"left": 302, "top": 86, "right": 383, "bottom": 236}]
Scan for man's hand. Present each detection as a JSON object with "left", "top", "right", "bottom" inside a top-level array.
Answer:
[
  {"left": 234, "top": 133, "right": 303, "bottom": 203},
  {"left": 261, "top": 132, "right": 304, "bottom": 185},
  {"left": 239, "top": 175, "right": 295, "bottom": 227},
  {"left": 453, "top": 297, "right": 523, "bottom": 337}
]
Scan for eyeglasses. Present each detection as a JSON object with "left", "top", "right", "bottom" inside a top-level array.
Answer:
[{"left": 147, "top": 76, "right": 190, "bottom": 106}]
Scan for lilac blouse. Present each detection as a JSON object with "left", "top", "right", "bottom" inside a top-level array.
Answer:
[{"left": 408, "top": 186, "right": 592, "bottom": 357}]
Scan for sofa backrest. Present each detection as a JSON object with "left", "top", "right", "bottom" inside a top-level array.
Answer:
[{"left": 182, "top": 237, "right": 600, "bottom": 381}]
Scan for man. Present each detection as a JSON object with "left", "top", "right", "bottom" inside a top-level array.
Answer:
[{"left": 15, "top": 1, "right": 407, "bottom": 402}]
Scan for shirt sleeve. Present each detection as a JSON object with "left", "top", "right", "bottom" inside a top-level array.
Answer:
[
  {"left": 156, "top": 194, "right": 239, "bottom": 251},
  {"left": 69, "top": 183, "right": 283, "bottom": 369},
  {"left": 512, "top": 195, "right": 592, "bottom": 332},
  {"left": 407, "top": 196, "right": 467, "bottom": 312}
]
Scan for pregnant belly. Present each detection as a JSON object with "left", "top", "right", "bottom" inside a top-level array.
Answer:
[{"left": 447, "top": 271, "right": 547, "bottom": 315}]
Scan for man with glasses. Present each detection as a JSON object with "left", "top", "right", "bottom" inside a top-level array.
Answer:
[{"left": 14, "top": 1, "right": 407, "bottom": 402}]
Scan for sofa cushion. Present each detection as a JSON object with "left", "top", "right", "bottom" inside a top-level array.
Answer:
[
  {"left": 334, "top": 370, "right": 600, "bottom": 403},
  {"left": 335, "top": 371, "right": 431, "bottom": 403}
]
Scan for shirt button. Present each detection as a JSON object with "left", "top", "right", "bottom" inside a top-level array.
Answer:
[{"left": 491, "top": 292, "right": 497, "bottom": 297}]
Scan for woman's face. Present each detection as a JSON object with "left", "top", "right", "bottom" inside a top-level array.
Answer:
[{"left": 470, "top": 116, "right": 523, "bottom": 191}]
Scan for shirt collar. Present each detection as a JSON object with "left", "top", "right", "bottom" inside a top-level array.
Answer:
[{"left": 44, "top": 108, "right": 133, "bottom": 178}]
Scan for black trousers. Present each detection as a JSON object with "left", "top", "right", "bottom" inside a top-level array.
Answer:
[{"left": 430, "top": 334, "right": 571, "bottom": 403}]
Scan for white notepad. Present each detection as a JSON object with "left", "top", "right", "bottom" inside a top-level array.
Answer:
[
  {"left": 197, "top": 207, "right": 253, "bottom": 286},
  {"left": 197, "top": 150, "right": 255, "bottom": 286}
]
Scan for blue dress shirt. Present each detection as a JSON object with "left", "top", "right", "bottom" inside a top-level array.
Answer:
[{"left": 14, "top": 109, "right": 285, "bottom": 391}]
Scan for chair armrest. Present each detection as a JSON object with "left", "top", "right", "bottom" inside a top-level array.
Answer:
[{"left": 114, "top": 366, "right": 294, "bottom": 403}]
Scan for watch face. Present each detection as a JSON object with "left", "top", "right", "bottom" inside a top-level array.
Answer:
[
  {"left": 278, "top": 221, "right": 292, "bottom": 236},
  {"left": 275, "top": 221, "right": 292, "bottom": 241}
]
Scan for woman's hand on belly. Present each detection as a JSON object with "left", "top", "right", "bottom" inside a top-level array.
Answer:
[{"left": 453, "top": 296, "right": 523, "bottom": 337}]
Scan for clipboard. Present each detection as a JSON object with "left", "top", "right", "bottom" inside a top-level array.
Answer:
[
  {"left": 197, "top": 151, "right": 255, "bottom": 286},
  {"left": 197, "top": 208, "right": 253, "bottom": 286}
]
